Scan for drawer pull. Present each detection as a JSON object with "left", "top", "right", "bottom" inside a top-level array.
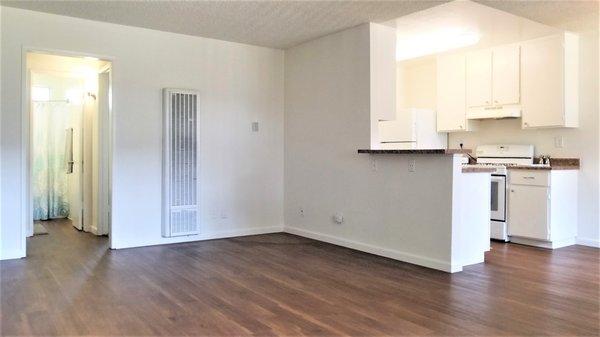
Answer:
[{"left": 523, "top": 176, "right": 535, "bottom": 179}]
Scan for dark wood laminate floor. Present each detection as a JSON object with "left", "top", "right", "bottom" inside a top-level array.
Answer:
[{"left": 1, "top": 219, "right": 599, "bottom": 336}]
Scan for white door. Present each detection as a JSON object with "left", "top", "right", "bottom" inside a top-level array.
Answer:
[
  {"left": 521, "top": 35, "right": 565, "bottom": 128},
  {"left": 492, "top": 44, "right": 520, "bottom": 105},
  {"left": 466, "top": 49, "right": 492, "bottom": 108},
  {"left": 508, "top": 184, "right": 550, "bottom": 240},
  {"left": 437, "top": 54, "right": 467, "bottom": 132},
  {"left": 68, "top": 93, "right": 84, "bottom": 231}
]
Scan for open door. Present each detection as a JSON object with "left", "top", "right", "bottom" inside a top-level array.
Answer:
[{"left": 68, "top": 93, "right": 84, "bottom": 231}]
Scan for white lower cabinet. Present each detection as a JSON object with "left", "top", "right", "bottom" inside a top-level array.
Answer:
[
  {"left": 507, "top": 169, "right": 578, "bottom": 249},
  {"left": 508, "top": 184, "right": 550, "bottom": 240}
]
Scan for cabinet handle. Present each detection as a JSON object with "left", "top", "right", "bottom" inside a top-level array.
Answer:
[
  {"left": 511, "top": 189, "right": 515, "bottom": 192},
  {"left": 485, "top": 101, "right": 490, "bottom": 104},
  {"left": 459, "top": 125, "right": 464, "bottom": 129},
  {"left": 523, "top": 176, "right": 535, "bottom": 179},
  {"left": 524, "top": 122, "right": 529, "bottom": 127},
  {"left": 494, "top": 100, "right": 498, "bottom": 103}
]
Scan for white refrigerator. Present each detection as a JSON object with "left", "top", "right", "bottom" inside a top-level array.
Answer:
[{"left": 378, "top": 108, "right": 447, "bottom": 149}]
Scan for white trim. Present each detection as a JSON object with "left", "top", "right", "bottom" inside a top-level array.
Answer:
[
  {"left": 284, "top": 226, "right": 455, "bottom": 273},
  {"left": 576, "top": 237, "right": 600, "bottom": 248},
  {"left": 510, "top": 236, "right": 577, "bottom": 249},
  {"left": 111, "top": 226, "right": 283, "bottom": 250}
]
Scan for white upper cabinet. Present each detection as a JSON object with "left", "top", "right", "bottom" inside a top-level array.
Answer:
[
  {"left": 492, "top": 44, "right": 520, "bottom": 105},
  {"left": 521, "top": 33, "right": 579, "bottom": 128},
  {"left": 466, "top": 49, "right": 492, "bottom": 108},
  {"left": 436, "top": 53, "right": 477, "bottom": 132},
  {"left": 466, "top": 44, "right": 520, "bottom": 108}
]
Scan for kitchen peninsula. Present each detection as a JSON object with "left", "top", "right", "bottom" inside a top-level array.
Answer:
[{"left": 353, "top": 148, "right": 493, "bottom": 272}]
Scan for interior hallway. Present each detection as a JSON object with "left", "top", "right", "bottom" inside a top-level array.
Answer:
[{"left": 1, "top": 220, "right": 598, "bottom": 336}]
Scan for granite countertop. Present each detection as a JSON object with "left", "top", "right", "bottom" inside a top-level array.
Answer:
[
  {"left": 357, "top": 149, "right": 471, "bottom": 155},
  {"left": 461, "top": 166, "right": 496, "bottom": 173},
  {"left": 508, "top": 158, "right": 580, "bottom": 170}
]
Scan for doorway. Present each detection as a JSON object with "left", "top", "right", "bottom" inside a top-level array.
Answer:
[{"left": 25, "top": 51, "right": 113, "bottom": 249}]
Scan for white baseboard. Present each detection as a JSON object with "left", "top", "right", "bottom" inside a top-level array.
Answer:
[
  {"left": 576, "top": 237, "right": 600, "bottom": 248},
  {"left": 0, "top": 249, "right": 26, "bottom": 261},
  {"left": 112, "top": 225, "right": 284, "bottom": 250},
  {"left": 284, "top": 226, "right": 454, "bottom": 273},
  {"left": 510, "top": 236, "right": 577, "bottom": 249}
]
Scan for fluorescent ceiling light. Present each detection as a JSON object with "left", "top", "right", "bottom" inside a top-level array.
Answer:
[
  {"left": 396, "top": 28, "right": 481, "bottom": 61},
  {"left": 83, "top": 56, "right": 99, "bottom": 61}
]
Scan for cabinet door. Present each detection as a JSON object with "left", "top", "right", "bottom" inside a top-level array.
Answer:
[
  {"left": 521, "top": 35, "right": 565, "bottom": 128},
  {"left": 508, "top": 185, "right": 550, "bottom": 240},
  {"left": 492, "top": 44, "right": 520, "bottom": 105},
  {"left": 437, "top": 54, "right": 467, "bottom": 132},
  {"left": 466, "top": 49, "right": 492, "bottom": 108}
]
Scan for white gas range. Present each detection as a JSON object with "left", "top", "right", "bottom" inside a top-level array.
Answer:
[{"left": 463, "top": 144, "right": 535, "bottom": 241}]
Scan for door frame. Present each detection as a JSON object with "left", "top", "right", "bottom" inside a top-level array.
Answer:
[{"left": 21, "top": 46, "right": 116, "bottom": 254}]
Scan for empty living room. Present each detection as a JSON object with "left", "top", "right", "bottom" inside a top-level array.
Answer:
[{"left": 0, "top": 0, "right": 598, "bottom": 336}]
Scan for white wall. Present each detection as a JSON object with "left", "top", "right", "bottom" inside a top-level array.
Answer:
[
  {"left": 1, "top": 7, "right": 284, "bottom": 258},
  {"left": 284, "top": 24, "right": 473, "bottom": 270},
  {"left": 397, "top": 58, "right": 437, "bottom": 110},
  {"left": 449, "top": 30, "right": 600, "bottom": 247}
]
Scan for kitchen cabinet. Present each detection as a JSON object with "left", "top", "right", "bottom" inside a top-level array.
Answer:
[
  {"left": 508, "top": 184, "right": 550, "bottom": 240},
  {"left": 465, "top": 44, "right": 520, "bottom": 118},
  {"left": 492, "top": 44, "right": 521, "bottom": 105},
  {"left": 507, "top": 169, "right": 578, "bottom": 249},
  {"left": 521, "top": 33, "right": 579, "bottom": 128},
  {"left": 466, "top": 49, "right": 492, "bottom": 108},
  {"left": 436, "top": 53, "right": 477, "bottom": 132}
]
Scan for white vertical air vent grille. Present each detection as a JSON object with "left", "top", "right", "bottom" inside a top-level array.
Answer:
[{"left": 163, "top": 89, "right": 200, "bottom": 237}]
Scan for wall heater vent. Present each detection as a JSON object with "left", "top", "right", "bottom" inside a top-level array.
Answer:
[{"left": 162, "top": 88, "right": 200, "bottom": 237}]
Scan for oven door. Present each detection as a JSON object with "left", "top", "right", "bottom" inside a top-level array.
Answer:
[{"left": 490, "top": 175, "right": 506, "bottom": 222}]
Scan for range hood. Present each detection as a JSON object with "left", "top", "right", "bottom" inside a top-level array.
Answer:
[{"left": 467, "top": 106, "right": 521, "bottom": 119}]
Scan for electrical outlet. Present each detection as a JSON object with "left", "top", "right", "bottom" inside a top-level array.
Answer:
[
  {"left": 220, "top": 210, "right": 228, "bottom": 219},
  {"left": 333, "top": 212, "right": 344, "bottom": 224},
  {"left": 299, "top": 208, "right": 304, "bottom": 217},
  {"left": 554, "top": 136, "right": 564, "bottom": 148},
  {"left": 408, "top": 159, "right": 416, "bottom": 172},
  {"left": 252, "top": 121, "right": 259, "bottom": 132}
]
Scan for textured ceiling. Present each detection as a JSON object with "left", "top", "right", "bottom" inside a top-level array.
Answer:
[
  {"left": 1, "top": 1, "right": 597, "bottom": 49},
  {"left": 0, "top": 0, "right": 446, "bottom": 49},
  {"left": 475, "top": 0, "right": 599, "bottom": 32}
]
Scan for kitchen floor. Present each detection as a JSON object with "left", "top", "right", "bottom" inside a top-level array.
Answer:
[{"left": 1, "top": 220, "right": 598, "bottom": 336}]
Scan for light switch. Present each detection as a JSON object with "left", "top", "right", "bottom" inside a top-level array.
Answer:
[{"left": 554, "top": 136, "right": 564, "bottom": 148}]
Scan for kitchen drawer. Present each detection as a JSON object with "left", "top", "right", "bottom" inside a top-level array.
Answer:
[{"left": 509, "top": 170, "right": 550, "bottom": 187}]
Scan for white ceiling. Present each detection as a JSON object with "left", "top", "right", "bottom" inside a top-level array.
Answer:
[
  {"left": 390, "top": 0, "right": 565, "bottom": 61},
  {"left": 1, "top": 0, "right": 597, "bottom": 49}
]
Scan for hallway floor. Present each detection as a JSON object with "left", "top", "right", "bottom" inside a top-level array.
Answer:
[{"left": 1, "top": 220, "right": 599, "bottom": 336}]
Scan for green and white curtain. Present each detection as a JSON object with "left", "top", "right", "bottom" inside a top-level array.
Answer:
[{"left": 32, "top": 101, "right": 70, "bottom": 220}]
